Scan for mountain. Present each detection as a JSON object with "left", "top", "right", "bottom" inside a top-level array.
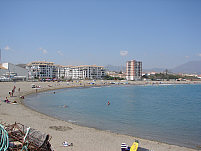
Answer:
[
  {"left": 171, "top": 60, "right": 201, "bottom": 74},
  {"left": 142, "top": 61, "right": 201, "bottom": 74}
]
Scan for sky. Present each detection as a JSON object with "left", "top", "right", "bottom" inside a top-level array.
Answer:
[{"left": 0, "top": 0, "right": 201, "bottom": 69}]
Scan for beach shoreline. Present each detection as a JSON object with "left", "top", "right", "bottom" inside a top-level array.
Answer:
[{"left": 0, "top": 81, "right": 200, "bottom": 151}]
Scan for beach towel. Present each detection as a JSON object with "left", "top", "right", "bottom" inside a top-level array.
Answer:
[{"left": 130, "top": 142, "right": 138, "bottom": 151}]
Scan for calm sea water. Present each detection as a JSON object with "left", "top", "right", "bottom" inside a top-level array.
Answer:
[{"left": 25, "top": 84, "right": 201, "bottom": 149}]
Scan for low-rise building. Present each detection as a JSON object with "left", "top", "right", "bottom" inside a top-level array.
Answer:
[
  {"left": 106, "top": 71, "right": 126, "bottom": 79},
  {"left": 0, "top": 63, "right": 28, "bottom": 81}
]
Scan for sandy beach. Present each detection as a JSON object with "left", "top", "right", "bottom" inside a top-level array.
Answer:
[{"left": 0, "top": 81, "right": 200, "bottom": 151}]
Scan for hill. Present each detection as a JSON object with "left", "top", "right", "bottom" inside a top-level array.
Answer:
[{"left": 171, "top": 60, "right": 201, "bottom": 74}]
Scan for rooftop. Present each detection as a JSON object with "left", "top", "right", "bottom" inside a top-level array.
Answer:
[{"left": 27, "top": 61, "right": 55, "bottom": 66}]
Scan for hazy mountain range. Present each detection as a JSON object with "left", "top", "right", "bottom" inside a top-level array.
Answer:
[
  {"left": 171, "top": 60, "right": 201, "bottom": 74},
  {"left": 105, "top": 60, "right": 201, "bottom": 74}
]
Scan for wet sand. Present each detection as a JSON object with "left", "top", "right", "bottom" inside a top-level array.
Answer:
[{"left": 0, "top": 81, "right": 200, "bottom": 151}]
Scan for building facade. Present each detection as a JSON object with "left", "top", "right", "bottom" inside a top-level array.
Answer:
[
  {"left": 0, "top": 63, "right": 28, "bottom": 81},
  {"left": 65, "top": 65, "right": 105, "bottom": 80},
  {"left": 57, "top": 65, "right": 73, "bottom": 80},
  {"left": 27, "top": 61, "right": 105, "bottom": 80},
  {"left": 26, "top": 61, "right": 58, "bottom": 79},
  {"left": 126, "top": 60, "right": 142, "bottom": 80}
]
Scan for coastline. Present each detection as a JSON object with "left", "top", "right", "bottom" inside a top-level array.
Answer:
[{"left": 0, "top": 81, "right": 200, "bottom": 151}]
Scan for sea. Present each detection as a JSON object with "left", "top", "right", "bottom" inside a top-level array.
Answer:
[{"left": 24, "top": 84, "right": 201, "bottom": 149}]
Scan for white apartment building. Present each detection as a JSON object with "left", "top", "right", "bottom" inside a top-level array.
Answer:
[
  {"left": 26, "top": 61, "right": 58, "bottom": 79},
  {"left": 58, "top": 65, "right": 105, "bottom": 80},
  {"left": 126, "top": 60, "right": 142, "bottom": 80},
  {"left": 73, "top": 65, "right": 105, "bottom": 80},
  {"left": 57, "top": 65, "right": 73, "bottom": 80},
  {"left": 27, "top": 61, "right": 105, "bottom": 80}
]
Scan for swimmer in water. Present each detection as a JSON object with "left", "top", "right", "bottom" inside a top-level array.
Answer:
[{"left": 108, "top": 101, "right": 110, "bottom": 105}]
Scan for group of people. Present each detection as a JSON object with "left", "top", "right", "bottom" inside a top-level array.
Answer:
[{"left": 2, "top": 86, "right": 23, "bottom": 104}]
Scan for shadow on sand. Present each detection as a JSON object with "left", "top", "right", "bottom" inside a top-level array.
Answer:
[{"left": 138, "top": 147, "right": 150, "bottom": 151}]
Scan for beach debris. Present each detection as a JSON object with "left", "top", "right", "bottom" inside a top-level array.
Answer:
[
  {"left": 62, "top": 141, "right": 73, "bottom": 147},
  {"left": 2, "top": 122, "right": 53, "bottom": 151}
]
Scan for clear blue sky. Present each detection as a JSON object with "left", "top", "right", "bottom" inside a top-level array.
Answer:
[{"left": 0, "top": 0, "right": 201, "bottom": 69}]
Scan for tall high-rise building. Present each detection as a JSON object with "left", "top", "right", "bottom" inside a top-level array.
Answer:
[{"left": 126, "top": 60, "right": 142, "bottom": 80}]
